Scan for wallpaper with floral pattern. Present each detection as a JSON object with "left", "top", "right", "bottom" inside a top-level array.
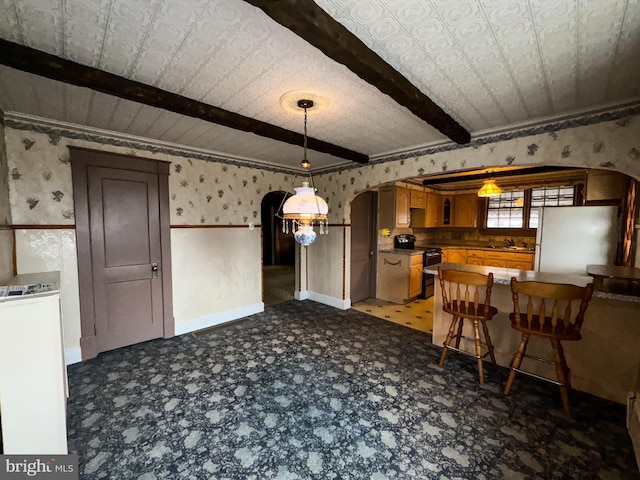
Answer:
[
  {"left": 3, "top": 107, "right": 640, "bottom": 228},
  {"left": 0, "top": 119, "right": 11, "bottom": 226},
  {"left": 3, "top": 127, "right": 293, "bottom": 226},
  {"left": 314, "top": 109, "right": 640, "bottom": 223}
]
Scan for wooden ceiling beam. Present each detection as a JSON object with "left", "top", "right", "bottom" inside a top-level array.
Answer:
[
  {"left": 421, "top": 166, "right": 579, "bottom": 186},
  {"left": 245, "top": 0, "right": 471, "bottom": 145},
  {"left": 0, "top": 39, "right": 369, "bottom": 164}
]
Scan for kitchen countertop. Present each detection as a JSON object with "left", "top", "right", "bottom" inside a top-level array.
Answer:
[
  {"left": 380, "top": 245, "right": 536, "bottom": 255},
  {"left": 426, "top": 262, "right": 640, "bottom": 303},
  {"left": 422, "top": 243, "right": 536, "bottom": 253},
  {"left": 379, "top": 248, "right": 427, "bottom": 255}
]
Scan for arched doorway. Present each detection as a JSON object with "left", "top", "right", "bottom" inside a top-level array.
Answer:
[{"left": 261, "top": 191, "right": 295, "bottom": 306}]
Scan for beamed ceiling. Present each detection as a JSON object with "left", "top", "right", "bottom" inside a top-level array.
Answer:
[{"left": 1, "top": 0, "right": 639, "bottom": 172}]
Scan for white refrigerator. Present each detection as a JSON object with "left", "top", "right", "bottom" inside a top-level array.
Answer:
[{"left": 534, "top": 205, "right": 618, "bottom": 275}]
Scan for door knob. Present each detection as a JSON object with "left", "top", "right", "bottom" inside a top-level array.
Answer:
[{"left": 151, "top": 263, "right": 158, "bottom": 279}]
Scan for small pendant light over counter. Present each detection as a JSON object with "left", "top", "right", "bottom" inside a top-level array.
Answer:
[{"left": 477, "top": 178, "right": 503, "bottom": 197}]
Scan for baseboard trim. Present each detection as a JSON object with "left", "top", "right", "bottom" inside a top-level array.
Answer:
[
  {"left": 65, "top": 347, "right": 82, "bottom": 366},
  {"left": 174, "top": 302, "right": 265, "bottom": 336},
  {"left": 295, "top": 290, "right": 309, "bottom": 301},
  {"left": 307, "top": 291, "right": 351, "bottom": 310}
]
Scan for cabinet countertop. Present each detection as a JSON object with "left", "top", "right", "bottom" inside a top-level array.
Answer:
[
  {"left": 379, "top": 249, "right": 427, "bottom": 256},
  {"left": 423, "top": 244, "right": 536, "bottom": 253},
  {"left": 426, "top": 262, "right": 640, "bottom": 303}
]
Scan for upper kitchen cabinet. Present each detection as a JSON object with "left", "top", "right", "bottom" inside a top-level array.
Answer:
[
  {"left": 453, "top": 194, "right": 478, "bottom": 228},
  {"left": 379, "top": 186, "right": 410, "bottom": 228},
  {"left": 409, "top": 190, "right": 427, "bottom": 209},
  {"left": 425, "top": 193, "right": 442, "bottom": 228}
]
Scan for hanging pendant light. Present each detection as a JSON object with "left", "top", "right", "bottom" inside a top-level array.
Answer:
[
  {"left": 477, "top": 177, "right": 503, "bottom": 197},
  {"left": 278, "top": 98, "right": 329, "bottom": 247}
]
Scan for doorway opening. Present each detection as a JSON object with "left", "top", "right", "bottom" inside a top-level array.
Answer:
[{"left": 261, "top": 191, "right": 295, "bottom": 306}]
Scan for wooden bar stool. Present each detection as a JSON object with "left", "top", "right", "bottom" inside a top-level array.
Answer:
[
  {"left": 437, "top": 267, "right": 498, "bottom": 384},
  {"left": 504, "top": 278, "right": 594, "bottom": 419}
]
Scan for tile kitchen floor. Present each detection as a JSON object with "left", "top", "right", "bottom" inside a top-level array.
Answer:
[{"left": 351, "top": 296, "right": 434, "bottom": 335}]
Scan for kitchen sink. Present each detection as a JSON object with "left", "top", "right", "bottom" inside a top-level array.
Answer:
[{"left": 488, "top": 245, "right": 535, "bottom": 252}]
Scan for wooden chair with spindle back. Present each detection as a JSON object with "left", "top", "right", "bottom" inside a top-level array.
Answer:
[
  {"left": 504, "top": 277, "right": 594, "bottom": 419},
  {"left": 437, "top": 267, "right": 498, "bottom": 384}
]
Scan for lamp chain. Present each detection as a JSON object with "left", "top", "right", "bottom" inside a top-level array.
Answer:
[{"left": 303, "top": 105, "right": 308, "bottom": 165}]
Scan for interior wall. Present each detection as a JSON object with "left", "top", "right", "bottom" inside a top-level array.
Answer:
[
  {"left": 4, "top": 119, "right": 292, "bottom": 353},
  {"left": 310, "top": 109, "right": 640, "bottom": 305},
  {"left": 171, "top": 227, "right": 262, "bottom": 331},
  {"left": 0, "top": 116, "right": 14, "bottom": 283},
  {"left": 306, "top": 225, "right": 350, "bottom": 308}
]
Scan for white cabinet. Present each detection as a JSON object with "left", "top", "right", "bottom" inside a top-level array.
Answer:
[{"left": 0, "top": 274, "right": 68, "bottom": 454}]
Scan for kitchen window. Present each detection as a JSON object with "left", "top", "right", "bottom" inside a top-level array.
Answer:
[{"left": 482, "top": 184, "right": 581, "bottom": 234}]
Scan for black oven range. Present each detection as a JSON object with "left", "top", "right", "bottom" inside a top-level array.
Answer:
[{"left": 393, "top": 234, "right": 442, "bottom": 298}]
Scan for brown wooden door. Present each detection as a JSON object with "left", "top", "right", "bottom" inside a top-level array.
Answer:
[
  {"left": 72, "top": 147, "right": 173, "bottom": 360},
  {"left": 88, "top": 166, "right": 164, "bottom": 352},
  {"left": 351, "top": 191, "right": 377, "bottom": 303}
]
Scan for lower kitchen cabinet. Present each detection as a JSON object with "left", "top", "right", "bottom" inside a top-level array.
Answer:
[
  {"left": 377, "top": 252, "right": 423, "bottom": 304},
  {"left": 442, "top": 248, "right": 534, "bottom": 270},
  {"left": 482, "top": 250, "right": 534, "bottom": 270},
  {"left": 445, "top": 249, "right": 467, "bottom": 264},
  {"left": 466, "top": 249, "right": 483, "bottom": 265}
]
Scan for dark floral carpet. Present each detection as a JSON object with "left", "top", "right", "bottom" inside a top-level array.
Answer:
[{"left": 67, "top": 300, "right": 639, "bottom": 479}]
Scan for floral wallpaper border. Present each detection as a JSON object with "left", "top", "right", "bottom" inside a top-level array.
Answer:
[
  {"left": 318, "top": 103, "right": 640, "bottom": 174},
  {"left": 3, "top": 117, "right": 299, "bottom": 176},
  {"left": 4, "top": 103, "right": 639, "bottom": 178}
]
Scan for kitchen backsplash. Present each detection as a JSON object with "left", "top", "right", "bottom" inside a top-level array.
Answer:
[
  {"left": 379, "top": 226, "right": 535, "bottom": 250},
  {"left": 423, "top": 227, "right": 535, "bottom": 247}
]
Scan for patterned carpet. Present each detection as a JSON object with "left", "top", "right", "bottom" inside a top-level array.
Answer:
[{"left": 67, "top": 301, "right": 638, "bottom": 479}]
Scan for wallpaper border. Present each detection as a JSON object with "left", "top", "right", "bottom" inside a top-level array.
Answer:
[
  {"left": 4, "top": 103, "right": 640, "bottom": 176},
  {"left": 4, "top": 117, "right": 300, "bottom": 176},
  {"left": 319, "top": 103, "right": 640, "bottom": 174}
]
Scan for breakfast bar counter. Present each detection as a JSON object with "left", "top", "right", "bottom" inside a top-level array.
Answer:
[{"left": 426, "top": 263, "right": 640, "bottom": 404}]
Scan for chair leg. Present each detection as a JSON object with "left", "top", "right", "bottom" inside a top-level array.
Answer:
[
  {"left": 473, "top": 319, "right": 484, "bottom": 384},
  {"left": 551, "top": 339, "right": 572, "bottom": 420},
  {"left": 454, "top": 318, "right": 464, "bottom": 348},
  {"left": 480, "top": 320, "right": 497, "bottom": 366},
  {"left": 504, "top": 333, "right": 530, "bottom": 395},
  {"left": 439, "top": 315, "right": 460, "bottom": 368}
]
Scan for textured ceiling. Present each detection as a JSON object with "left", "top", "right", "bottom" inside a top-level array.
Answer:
[{"left": 1, "top": 0, "right": 639, "bottom": 171}]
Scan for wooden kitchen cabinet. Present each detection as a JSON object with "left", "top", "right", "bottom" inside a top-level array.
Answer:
[
  {"left": 466, "top": 249, "right": 484, "bottom": 265},
  {"left": 409, "top": 254, "right": 423, "bottom": 298},
  {"left": 377, "top": 252, "right": 423, "bottom": 303},
  {"left": 425, "top": 193, "right": 442, "bottom": 228},
  {"left": 379, "top": 186, "right": 410, "bottom": 228},
  {"left": 453, "top": 194, "right": 478, "bottom": 228},
  {"left": 482, "top": 250, "right": 535, "bottom": 270},
  {"left": 502, "top": 252, "right": 535, "bottom": 270},
  {"left": 409, "top": 189, "right": 427, "bottom": 208},
  {"left": 444, "top": 249, "right": 534, "bottom": 270},
  {"left": 446, "top": 249, "right": 467, "bottom": 264}
]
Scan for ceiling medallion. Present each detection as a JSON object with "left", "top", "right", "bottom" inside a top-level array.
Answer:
[{"left": 279, "top": 90, "right": 330, "bottom": 115}]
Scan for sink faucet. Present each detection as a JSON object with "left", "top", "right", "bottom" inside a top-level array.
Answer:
[{"left": 506, "top": 238, "right": 515, "bottom": 247}]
